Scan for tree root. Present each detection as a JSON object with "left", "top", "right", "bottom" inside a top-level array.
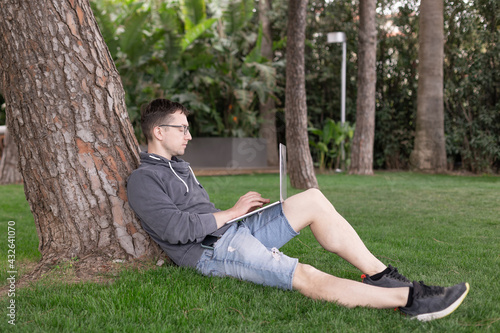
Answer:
[{"left": 0, "top": 251, "right": 171, "bottom": 298}]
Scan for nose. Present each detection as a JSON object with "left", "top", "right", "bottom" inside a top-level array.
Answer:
[{"left": 186, "top": 130, "right": 192, "bottom": 140}]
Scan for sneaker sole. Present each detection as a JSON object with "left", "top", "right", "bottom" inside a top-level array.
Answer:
[{"left": 412, "top": 282, "right": 470, "bottom": 322}]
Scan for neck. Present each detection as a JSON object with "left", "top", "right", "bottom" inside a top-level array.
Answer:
[{"left": 147, "top": 143, "right": 172, "bottom": 160}]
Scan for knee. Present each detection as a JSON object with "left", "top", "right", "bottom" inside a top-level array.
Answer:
[
  {"left": 304, "top": 188, "right": 337, "bottom": 214},
  {"left": 305, "top": 187, "right": 323, "bottom": 199},
  {"left": 302, "top": 188, "right": 326, "bottom": 205}
]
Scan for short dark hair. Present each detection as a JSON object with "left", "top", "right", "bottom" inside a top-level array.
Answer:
[{"left": 140, "top": 99, "right": 190, "bottom": 144}]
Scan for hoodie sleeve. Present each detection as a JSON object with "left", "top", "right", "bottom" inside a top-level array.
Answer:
[{"left": 127, "top": 169, "right": 218, "bottom": 244}]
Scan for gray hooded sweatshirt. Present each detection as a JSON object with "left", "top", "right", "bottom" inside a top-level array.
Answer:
[{"left": 127, "top": 152, "right": 230, "bottom": 268}]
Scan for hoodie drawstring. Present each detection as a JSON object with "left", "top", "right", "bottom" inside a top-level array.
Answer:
[
  {"left": 149, "top": 153, "right": 199, "bottom": 195},
  {"left": 188, "top": 166, "right": 203, "bottom": 188},
  {"left": 168, "top": 161, "right": 189, "bottom": 195}
]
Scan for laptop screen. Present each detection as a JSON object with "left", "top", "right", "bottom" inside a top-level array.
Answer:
[{"left": 279, "top": 144, "right": 287, "bottom": 202}]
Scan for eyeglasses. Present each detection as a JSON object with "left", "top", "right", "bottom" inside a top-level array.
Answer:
[{"left": 159, "top": 124, "right": 190, "bottom": 135}]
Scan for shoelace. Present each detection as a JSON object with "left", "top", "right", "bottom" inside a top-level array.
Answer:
[
  {"left": 386, "top": 266, "right": 411, "bottom": 283},
  {"left": 413, "top": 281, "right": 444, "bottom": 298}
]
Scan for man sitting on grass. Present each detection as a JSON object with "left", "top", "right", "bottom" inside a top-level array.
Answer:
[{"left": 126, "top": 99, "right": 469, "bottom": 322}]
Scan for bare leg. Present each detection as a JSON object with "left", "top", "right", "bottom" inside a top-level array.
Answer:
[
  {"left": 293, "top": 263, "right": 409, "bottom": 308},
  {"left": 283, "top": 188, "right": 386, "bottom": 275}
]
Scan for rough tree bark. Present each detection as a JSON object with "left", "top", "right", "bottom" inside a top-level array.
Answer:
[
  {"left": 0, "top": 0, "right": 160, "bottom": 274},
  {"left": 349, "top": 0, "right": 377, "bottom": 175},
  {"left": 258, "top": 0, "right": 279, "bottom": 167},
  {"left": 410, "top": 0, "right": 447, "bottom": 172},
  {"left": 0, "top": 126, "right": 23, "bottom": 184},
  {"left": 285, "top": 0, "right": 318, "bottom": 189}
]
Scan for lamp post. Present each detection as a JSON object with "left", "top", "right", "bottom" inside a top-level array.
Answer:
[{"left": 327, "top": 32, "right": 346, "bottom": 171}]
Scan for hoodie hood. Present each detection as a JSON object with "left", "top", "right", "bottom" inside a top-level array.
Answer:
[{"left": 140, "top": 152, "right": 201, "bottom": 195}]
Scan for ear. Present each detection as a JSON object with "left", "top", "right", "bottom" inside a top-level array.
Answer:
[{"left": 152, "top": 126, "right": 164, "bottom": 141}]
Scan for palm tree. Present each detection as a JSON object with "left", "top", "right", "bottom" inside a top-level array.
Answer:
[
  {"left": 285, "top": 0, "right": 318, "bottom": 189},
  {"left": 350, "top": 0, "right": 377, "bottom": 175},
  {"left": 410, "top": 0, "right": 447, "bottom": 172}
]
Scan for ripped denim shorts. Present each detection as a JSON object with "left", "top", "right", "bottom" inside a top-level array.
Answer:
[{"left": 196, "top": 203, "right": 299, "bottom": 290}]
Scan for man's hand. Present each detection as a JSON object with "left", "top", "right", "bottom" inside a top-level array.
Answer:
[
  {"left": 213, "top": 191, "right": 270, "bottom": 228},
  {"left": 232, "top": 191, "right": 271, "bottom": 216}
]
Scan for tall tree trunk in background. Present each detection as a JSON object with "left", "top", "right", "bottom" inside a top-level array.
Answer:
[
  {"left": 285, "top": 0, "right": 318, "bottom": 189},
  {"left": 350, "top": 0, "right": 377, "bottom": 175},
  {"left": 410, "top": 0, "right": 447, "bottom": 172},
  {"left": 0, "top": 0, "right": 160, "bottom": 273},
  {"left": 258, "top": 0, "right": 279, "bottom": 167},
  {"left": 0, "top": 127, "right": 23, "bottom": 184}
]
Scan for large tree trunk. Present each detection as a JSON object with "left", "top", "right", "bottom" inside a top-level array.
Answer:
[
  {"left": 0, "top": 0, "right": 160, "bottom": 273},
  {"left": 285, "top": 0, "right": 318, "bottom": 189},
  {"left": 258, "top": 0, "right": 279, "bottom": 167},
  {"left": 0, "top": 126, "right": 23, "bottom": 184},
  {"left": 349, "top": 0, "right": 377, "bottom": 175},
  {"left": 410, "top": 0, "right": 447, "bottom": 172}
]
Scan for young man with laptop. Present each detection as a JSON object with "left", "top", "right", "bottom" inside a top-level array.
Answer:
[{"left": 126, "top": 99, "right": 469, "bottom": 321}]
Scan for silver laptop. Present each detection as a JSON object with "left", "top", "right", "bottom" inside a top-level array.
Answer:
[{"left": 226, "top": 144, "right": 287, "bottom": 224}]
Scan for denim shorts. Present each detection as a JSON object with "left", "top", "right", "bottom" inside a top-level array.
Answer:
[{"left": 196, "top": 203, "right": 299, "bottom": 290}]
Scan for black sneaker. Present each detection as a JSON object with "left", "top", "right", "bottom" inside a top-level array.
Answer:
[
  {"left": 361, "top": 265, "right": 413, "bottom": 288},
  {"left": 399, "top": 281, "right": 470, "bottom": 321}
]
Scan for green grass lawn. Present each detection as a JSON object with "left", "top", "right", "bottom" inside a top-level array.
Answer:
[{"left": 1, "top": 172, "right": 499, "bottom": 332}]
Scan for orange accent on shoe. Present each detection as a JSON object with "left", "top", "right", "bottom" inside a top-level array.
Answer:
[{"left": 361, "top": 274, "right": 366, "bottom": 281}]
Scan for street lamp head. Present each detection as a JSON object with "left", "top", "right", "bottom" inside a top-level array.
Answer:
[
  {"left": 327, "top": 32, "right": 346, "bottom": 43},
  {"left": 326, "top": 31, "right": 347, "bottom": 169}
]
